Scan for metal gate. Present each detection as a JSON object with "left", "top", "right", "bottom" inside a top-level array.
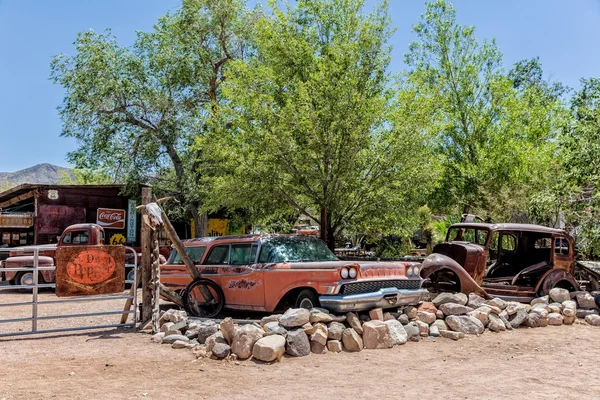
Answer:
[{"left": 0, "top": 246, "right": 138, "bottom": 337}]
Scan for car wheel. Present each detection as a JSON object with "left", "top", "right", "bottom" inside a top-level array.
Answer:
[
  {"left": 294, "top": 289, "right": 320, "bottom": 310},
  {"left": 126, "top": 268, "right": 141, "bottom": 288},
  {"left": 15, "top": 271, "right": 35, "bottom": 293}
]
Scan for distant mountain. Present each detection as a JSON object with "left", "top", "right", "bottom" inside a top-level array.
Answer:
[{"left": 0, "top": 163, "right": 74, "bottom": 188}]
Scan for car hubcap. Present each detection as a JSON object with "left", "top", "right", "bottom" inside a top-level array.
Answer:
[
  {"left": 21, "top": 273, "right": 34, "bottom": 286},
  {"left": 127, "top": 270, "right": 135, "bottom": 282},
  {"left": 299, "top": 298, "right": 313, "bottom": 309}
]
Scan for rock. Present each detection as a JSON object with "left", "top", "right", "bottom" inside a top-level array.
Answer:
[
  {"left": 212, "top": 342, "right": 231, "bottom": 359},
  {"left": 192, "top": 344, "right": 208, "bottom": 358},
  {"left": 164, "top": 329, "right": 182, "bottom": 337},
  {"left": 167, "top": 310, "right": 188, "bottom": 324},
  {"left": 310, "top": 341, "right": 328, "bottom": 354},
  {"left": 531, "top": 296, "right": 549, "bottom": 306},
  {"left": 416, "top": 311, "right": 437, "bottom": 325},
  {"left": 397, "top": 314, "right": 410, "bottom": 325},
  {"left": 219, "top": 317, "right": 236, "bottom": 345},
  {"left": 171, "top": 340, "right": 192, "bottom": 349},
  {"left": 468, "top": 293, "right": 487, "bottom": 308},
  {"left": 160, "top": 322, "right": 174, "bottom": 333},
  {"left": 467, "top": 309, "right": 489, "bottom": 326},
  {"left": 524, "top": 311, "right": 543, "bottom": 328},
  {"left": 415, "top": 320, "right": 429, "bottom": 337},
  {"left": 369, "top": 308, "right": 384, "bottom": 321},
  {"left": 509, "top": 310, "right": 528, "bottom": 328},
  {"left": 195, "top": 322, "right": 218, "bottom": 343},
  {"left": 488, "top": 314, "right": 506, "bottom": 332},
  {"left": 562, "top": 301, "right": 577, "bottom": 317},
  {"left": 280, "top": 308, "right": 310, "bottom": 328},
  {"left": 310, "top": 323, "right": 328, "bottom": 346},
  {"left": 499, "top": 310, "right": 508, "bottom": 319},
  {"left": 404, "top": 306, "right": 418, "bottom": 319},
  {"left": 264, "top": 321, "right": 288, "bottom": 337},
  {"left": 385, "top": 320, "right": 408, "bottom": 345},
  {"left": 433, "top": 292, "right": 468, "bottom": 307},
  {"left": 549, "top": 288, "right": 570, "bottom": 303},
  {"left": 252, "top": 335, "right": 286, "bottom": 362},
  {"left": 430, "top": 326, "right": 440, "bottom": 337},
  {"left": 205, "top": 331, "right": 227, "bottom": 352},
  {"left": 309, "top": 310, "right": 333, "bottom": 324},
  {"left": 548, "top": 312, "right": 564, "bottom": 326},
  {"left": 302, "top": 322, "right": 316, "bottom": 335},
  {"left": 330, "top": 315, "right": 347, "bottom": 323},
  {"left": 499, "top": 314, "right": 513, "bottom": 330},
  {"left": 435, "top": 310, "right": 444, "bottom": 319},
  {"left": 231, "top": 324, "right": 264, "bottom": 359},
  {"left": 285, "top": 329, "right": 310, "bottom": 357},
  {"left": 585, "top": 314, "right": 600, "bottom": 326},
  {"left": 439, "top": 303, "right": 473, "bottom": 316},
  {"left": 327, "top": 340, "right": 343, "bottom": 352},
  {"left": 342, "top": 328, "right": 363, "bottom": 352},
  {"left": 445, "top": 315, "right": 485, "bottom": 335},
  {"left": 383, "top": 312, "right": 395, "bottom": 321},
  {"left": 531, "top": 303, "right": 550, "bottom": 313},
  {"left": 346, "top": 312, "right": 363, "bottom": 335},
  {"left": 327, "top": 321, "right": 345, "bottom": 340},
  {"left": 431, "top": 319, "right": 449, "bottom": 332},
  {"left": 162, "top": 334, "right": 189, "bottom": 345},
  {"left": 505, "top": 302, "right": 530, "bottom": 316},
  {"left": 362, "top": 320, "right": 394, "bottom": 349},
  {"left": 359, "top": 314, "right": 371, "bottom": 323},
  {"left": 485, "top": 305, "right": 502, "bottom": 314},
  {"left": 563, "top": 315, "right": 576, "bottom": 325},
  {"left": 530, "top": 307, "right": 549, "bottom": 318},
  {"left": 151, "top": 332, "right": 165, "bottom": 343},
  {"left": 417, "top": 302, "right": 438, "bottom": 314},
  {"left": 439, "top": 330, "right": 464, "bottom": 340},
  {"left": 170, "top": 320, "right": 188, "bottom": 333},
  {"left": 404, "top": 322, "right": 420, "bottom": 342},
  {"left": 577, "top": 309, "right": 599, "bottom": 319},
  {"left": 488, "top": 298, "right": 507, "bottom": 310},
  {"left": 260, "top": 314, "right": 281, "bottom": 326}
]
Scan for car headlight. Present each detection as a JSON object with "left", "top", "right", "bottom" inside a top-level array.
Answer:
[
  {"left": 406, "top": 266, "right": 413, "bottom": 276},
  {"left": 412, "top": 265, "right": 420, "bottom": 276},
  {"left": 348, "top": 267, "right": 357, "bottom": 279},
  {"left": 340, "top": 267, "right": 349, "bottom": 279}
]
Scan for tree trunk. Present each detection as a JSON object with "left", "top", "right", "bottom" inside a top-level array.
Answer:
[
  {"left": 189, "top": 203, "right": 209, "bottom": 238},
  {"left": 319, "top": 207, "right": 335, "bottom": 251}
]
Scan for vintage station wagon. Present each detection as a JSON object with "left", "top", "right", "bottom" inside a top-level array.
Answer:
[{"left": 161, "top": 234, "right": 425, "bottom": 313}]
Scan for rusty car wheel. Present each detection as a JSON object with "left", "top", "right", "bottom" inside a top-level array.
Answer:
[
  {"left": 294, "top": 289, "right": 320, "bottom": 310},
  {"left": 183, "top": 278, "right": 225, "bottom": 318}
]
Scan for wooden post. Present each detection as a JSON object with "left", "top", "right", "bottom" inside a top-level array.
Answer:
[
  {"left": 151, "top": 229, "right": 160, "bottom": 333},
  {"left": 141, "top": 187, "right": 152, "bottom": 324}
]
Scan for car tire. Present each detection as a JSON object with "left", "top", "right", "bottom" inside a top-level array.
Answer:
[
  {"left": 14, "top": 271, "right": 38, "bottom": 293},
  {"left": 294, "top": 289, "right": 320, "bottom": 310}
]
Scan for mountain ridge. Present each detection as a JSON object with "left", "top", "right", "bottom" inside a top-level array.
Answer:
[{"left": 0, "top": 163, "right": 74, "bottom": 188}]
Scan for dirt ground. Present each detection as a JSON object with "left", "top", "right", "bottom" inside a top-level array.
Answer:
[{"left": 1, "top": 286, "right": 600, "bottom": 400}]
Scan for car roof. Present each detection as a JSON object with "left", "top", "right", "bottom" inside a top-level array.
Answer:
[
  {"left": 449, "top": 222, "right": 568, "bottom": 235},
  {"left": 181, "top": 233, "right": 321, "bottom": 246}
]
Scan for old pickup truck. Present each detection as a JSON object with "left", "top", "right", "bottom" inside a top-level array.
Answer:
[
  {"left": 0, "top": 223, "right": 143, "bottom": 289},
  {"left": 161, "top": 234, "right": 426, "bottom": 313}
]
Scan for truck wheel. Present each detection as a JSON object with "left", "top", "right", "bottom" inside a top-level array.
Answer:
[
  {"left": 14, "top": 271, "right": 35, "bottom": 293},
  {"left": 294, "top": 289, "right": 320, "bottom": 310}
]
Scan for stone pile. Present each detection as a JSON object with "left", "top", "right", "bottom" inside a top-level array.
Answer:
[{"left": 150, "top": 288, "right": 600, "bottom": 362}]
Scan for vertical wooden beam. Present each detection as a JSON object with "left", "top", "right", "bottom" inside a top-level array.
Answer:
[
  {"left": 141, "top": 186, "right": 152, "bottom": 324},
  {"left": 151, "top": 229, "right": 160, "bottom": 333}
]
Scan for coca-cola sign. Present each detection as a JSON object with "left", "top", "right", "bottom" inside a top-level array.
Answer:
[{"left": 96, "top": 208, "right": 126, "bottom": 229}]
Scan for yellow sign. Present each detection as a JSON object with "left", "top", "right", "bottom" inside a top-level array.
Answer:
[
  {"left": 190, "top": 218, "right": 243, "bottom": 238},
  {"left": 109, "top": 233, "right": 126, "bottom": 245}
]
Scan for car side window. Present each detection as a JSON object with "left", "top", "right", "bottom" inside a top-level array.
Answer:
[
  {"left": 555, "top": 237, "right": 570, "bottom": 256},
  {"left": 62, "top": 232, "right": 72, "bottom": 244},
  {"left": 204, "top": 245, "right": 229, "bottom": 265},
  {"left": 500, "top": 234, "right": 516, "bottom": 253},
  {"left": 62, "top": 231, "right": 89, "bottom": 245},
  {"left": 229, "top": 244, "right": 258, "bottom": 265}
]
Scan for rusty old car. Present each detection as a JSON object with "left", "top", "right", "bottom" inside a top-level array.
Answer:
[
  {"left": 420, "top": 223, "right": 581, "bottom": 302},
  {"left": 160, "top": 234, "right": 426, "bottom": 314}
]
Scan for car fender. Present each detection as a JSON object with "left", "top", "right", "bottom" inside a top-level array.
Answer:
[
  {"left": 421, "top": 253, "right": 490, "bottom": 298},
  {"left": 536, "top": 269, "right": 580, "bottom": 296}
]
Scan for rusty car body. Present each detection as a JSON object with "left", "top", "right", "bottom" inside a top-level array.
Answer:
[
  {"left": 160, "top": 234, "right": 426, "bottom": 313},
  {"left": 420, "top": 223, "right": 580, "bottom": 302}
]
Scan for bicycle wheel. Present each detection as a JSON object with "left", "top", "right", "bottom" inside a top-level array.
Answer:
[{"left": 183, "top": 278, "right": 225, "bottom": 318}]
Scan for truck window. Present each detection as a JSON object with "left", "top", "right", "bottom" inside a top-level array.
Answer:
[
  {"left": 204, "top": 245, "right": 229, "bottom": 265},
  {"left": 229, "top": 243, "right": 259, "bottom": 265},
  {"left": 62, "top": 230, "right": 89, "bottom": 245},
  {"left": 167, "top": 246, "right": 206, "bottom": 265}
]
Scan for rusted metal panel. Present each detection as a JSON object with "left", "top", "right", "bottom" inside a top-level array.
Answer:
[
  {"left": 56, "top": 245, "right": 125, "bottom": 297},
  {"left": 37, "top": 205, "right": 86, "bottom": 235}
]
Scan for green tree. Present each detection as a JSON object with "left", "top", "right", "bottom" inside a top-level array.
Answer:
[
  {"left": 51, "top": 0, "right": 258, "bottom": 236},
  {"left": 58, "top": 169, "right": 114, "bottom": 185},
  {"left": 210, "top": 0, "right": 440, "bottom": 248}
]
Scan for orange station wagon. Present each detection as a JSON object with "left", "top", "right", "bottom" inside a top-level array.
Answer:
[{"left": 161, "top": 234, "right": 426, "bottom": 313}]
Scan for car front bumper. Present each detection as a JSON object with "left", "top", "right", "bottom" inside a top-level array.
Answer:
[{"left": 319, "top": 287, "right": 427, "bottom": 313}]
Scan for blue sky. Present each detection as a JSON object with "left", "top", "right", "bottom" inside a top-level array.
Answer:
[{"left": 0, "top": 0, "right": 599, "bottom": 172}]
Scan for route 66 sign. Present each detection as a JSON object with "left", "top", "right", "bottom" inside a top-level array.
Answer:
[{"left": 48, "top": 190, "right": 59, "bottom": 200}]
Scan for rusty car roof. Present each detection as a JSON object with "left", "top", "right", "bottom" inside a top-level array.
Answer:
[
  {"left": 181, "top": 233, "right": 311, "bottom": 245},
  {"left": 449, "top": 222, "right": 568, "bottom": 235}
]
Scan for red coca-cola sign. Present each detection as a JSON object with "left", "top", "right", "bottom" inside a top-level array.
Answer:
[{"left": 96, "top": 208, "right": 126, "bottom": 229}]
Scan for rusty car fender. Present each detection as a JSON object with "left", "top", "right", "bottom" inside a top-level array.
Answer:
[
  {"left": 535, "top": 269, "right": 580, "bottom": 296},
  {"left": 421, "top": 253, "right": 490, "bottom": 298}
]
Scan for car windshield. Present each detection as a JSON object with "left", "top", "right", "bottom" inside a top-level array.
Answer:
[
  {"left": 258, "top": 237, "right": 339, "bottom": 263},
  {"left": 167, "top": 246, "right": 206, "bottom": 265},
  {"left": 447, "top": 227, "right": 488, "bottom": 246}
]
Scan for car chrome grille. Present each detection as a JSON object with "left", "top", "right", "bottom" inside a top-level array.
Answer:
[{"left": 340, "top": 279, "right": 421, "bottom": 295}]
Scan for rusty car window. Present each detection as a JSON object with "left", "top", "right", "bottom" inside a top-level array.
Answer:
[
  {"left": 554, "top": 237, "right": 570, "bottom": 256},
  {"left": 167, "top": 246, "right": 206, "bottom": 265},
  {"left": 204, "top": 245, "right": 229, "bottom": 265},
  {"left": 230, "top": 243, "right": 258, "bottom": 265},
  {"left": 500, "top": 234, "right": 516, "bottom": 252},
  {"left": 534, "top": 238, "right": 552, "bottom": 249},
  {"left": 63, "top": 230, "right": 89, "bottom": 245},
  {"left": 447, "top": 228, "right": 488, "bottom": 245}
]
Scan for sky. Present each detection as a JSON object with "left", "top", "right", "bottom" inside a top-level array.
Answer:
[{"left": 0, "top": 0, "right": 599, "bottom": 172}]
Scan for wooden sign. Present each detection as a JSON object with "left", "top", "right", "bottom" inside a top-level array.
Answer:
[
  {"left": 56, "top": 245, "right": 125, "bottom": 297},
  {"left": 0, "top": 212, "right": 33, "bottom": 228}
]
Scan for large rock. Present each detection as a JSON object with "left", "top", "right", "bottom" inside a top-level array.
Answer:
[
  {"left": 403, "top": 322, "right": 420, "bottom": 342},
  {"left": 531, "top": 296, "right": 549, "bottom": 306},
  {"left": 488, "top": 314, "right": 506, "bottom": 332},
  {"left": 439, "top": 303, "right": 473, "bottom": 316},
  {"left": 346, "top": 312, "right": 363, "bottom": 335},
  {"left": 285, "top": 329, "right": 310, "bottom": 357},
  {"left": 439, "top": 330, "right": 464, "bottom": 340},
  {"left": 577, "top": 309, "right": 599, "bottom": 319},
  {"left": 562, "top": 301, "right": 577, "bottom": 317},
  {"left": 310, "top": 323, "right": 328, "bottom": 346},
  {"left": 397, "top": 314, "right": 410, "bottom": 325},
  {"left": 280, "top": 308, "right": 310, "bottom": 328},
  {"left": 418, "top": 302, "right": 438, "bottom": 314},
  {"left": 327, "top": 321, "right": 345, "bottom": 340},
  {"left": 231, "top": 324, "right": 265, "bottom": 359},
  {"left": 362, "top": 320, "right": 394, "bottom": 349},
  {"left": 160, "top": 322, "right": 175, "bottom": 333},
  {"left": 549, "top": 288, "right": 570, "bottom": 303},
  {"left": 431, "top": 319, "right": 449, "bottom": 332},
  {"left": 327, "top": 340, "right": 343, "bottom": 353},
  {"left": 430, "top": 326, "right": 440, "bottom": 337},
  {"left": 563, "top": 315, "right": 575, "bottom": 325},
  {"left": 162, "top": 334, "right": 189, "bottom": 345},
  {"left": 369, "top": 308, "right": 384, "bottom": 321},
  {"left": 445, "top": 315, "right": 484, "bottom": 335},
  {"left": 212, "top": 342, "right": 231, "bottom": 359},
  {"left": 342, "top": 328, "right": 363, "bottom": 352},
  {"left": 468, "top": 293, "right": 487, "bottom": 308},
  {"left": 264, "top": 321, "right": 288, "bottom": 337},
  {"left": 416, "top": 311, "right": 437, "bottom": 325},
  {"left": 415, "top": 320, "right": 429, "bottom": 337},
  {"left": 205, "top": 331, "right": 227, "bottom": 352},
  {"left": 260, "top": 314, "right": 281, "bottom": 326},
  {"left": 309, "top": 310, "right": 333, "bottom": 324},
  {"left": 433, "top": 292, "right": 468, "bottom": 307},
  {"left": 187, "top": 321, "right": 218, "bottom": 343},
  {"left": 467, "top": 309, "right": 489, "bottom": 326},
  {"left": 151, "top": 332, "right": 165, "bottom": 343},
  {"left": 220, "top": 317, "right": 236, "bottom": 345},
  {"left": 167, "top": 309, "right": 188, "bottom": 324},
  {"left": 509, "top": 310, "right": 528, "bottom": 328},
  {"left": 403, "top": 306, "right": 418, "bottom": 319},
  {"left": 548, "top": 312, "right": 564, "bottom": 326},
  {"left": 488, "top": 298, "right": 507, "bottom": 310},
  {"left": 310, "top": 341, "right": 328, "bottom": 354},
  {"left": 252, "top": 335, "right": 286, "bottom": 362},
  {"left": 385, "top": 320, "right": 408, "bottom": 345},
  {"left": 302, "top": 322, "right": 316, "bottom": 335},
  {"left": 505, "top": 302, "right": 530, "bottom": 316},
  {"left": 585, "top": 314, "right": 600, "bottom": 326}
]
